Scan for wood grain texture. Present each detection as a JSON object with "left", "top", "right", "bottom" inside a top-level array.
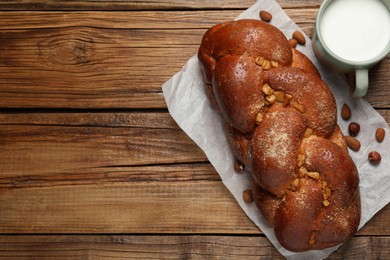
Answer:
[
  {"left": 0, "top": 12, "right": 389, "bottom": 109},
  {"left": 0, "top": 0, "right": 389, "bottom": 257},
  {"left": 0, "top": 0, "right": 321, "bottom": 11},
  {"left": 0, "top": 10, "right": 315, "bottom": 30},
  {"left": 0, "top": 112, "right": 389, "bottom": 234},
  {"left": 0, "top": 165, "right": 389, "bottom": 234},
  {"left": 0, "top": 115, "right": 207, "bottom": 176},
  {"left": 0, "top": 111, "right": 388, "bottom": 177},
  {"left": 0, "top": 235, "right": 389, "bottom": 259},
  {"left": 0, "top": 177, "right": 258, "bottom": 234}
]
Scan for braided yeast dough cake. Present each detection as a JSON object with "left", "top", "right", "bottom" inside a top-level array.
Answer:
[{"left": 198, "top": 19, "right": 360, "bottom": 252}]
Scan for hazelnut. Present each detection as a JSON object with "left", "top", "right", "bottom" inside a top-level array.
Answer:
[
  {"left": 368, "top": 151, "right": 381, "bottom": 165},
  {"left": 348, "top": 122, "right": 360, "bottom": 137}
]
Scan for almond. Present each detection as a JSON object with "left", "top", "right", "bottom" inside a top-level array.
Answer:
[
  {"left": 376, "top": 128, "right": 385, "bottom": 143},
  {"left": 341, "top": 103, "right": 352, "bottom": 121},
  {"left": 292, "top": 31, "right": 306, "bottom": 45},
  {"left": 259, "top": 10, "right": 272, "bottom": 22},
  {"left": 289, "top": 38, "right": 298, "bottom": 48},
  {"left": 368, "top": 151, "right": 381, "bottom": 165},
  {"left": 345, "top": 136, "right": 361, "bottom": 152}
]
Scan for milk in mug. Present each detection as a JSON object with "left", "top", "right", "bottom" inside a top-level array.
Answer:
[{"left": 320, "top": 0, "right": 390, "bottom": 63}]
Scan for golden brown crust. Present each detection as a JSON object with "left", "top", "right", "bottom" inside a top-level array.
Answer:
[
  {"left": 291, "top": 48, "right": 320, "bottom": 77},
  {"left": 198, "top": 19, "right": 360, "bottom": 252},
  {"left": 263, "top": 67, "right": 337, "bottom": 137}
]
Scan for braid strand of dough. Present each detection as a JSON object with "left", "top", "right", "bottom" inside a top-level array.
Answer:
[{"left": 198, "top": 19, "right": 360, "bottom": 252}]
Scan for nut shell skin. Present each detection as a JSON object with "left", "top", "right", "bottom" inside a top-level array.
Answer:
[{"left": 198, "top": 19, "right": 360, "bottom": 252}]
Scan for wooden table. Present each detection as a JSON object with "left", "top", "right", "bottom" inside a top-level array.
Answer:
[{"left": 0, "top": 0, "right": 389, "bottom": 258}]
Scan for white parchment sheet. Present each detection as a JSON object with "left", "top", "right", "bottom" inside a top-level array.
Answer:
[{"left": 162, "top": 0, "right": 390, "bottom": 259}]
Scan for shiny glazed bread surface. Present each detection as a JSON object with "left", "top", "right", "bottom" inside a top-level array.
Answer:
[{"left": 198, "top": 19, "right": 360, "bottom": 252}]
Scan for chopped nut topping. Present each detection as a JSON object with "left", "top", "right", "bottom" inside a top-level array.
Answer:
[
  {"left": 255, "top": 57, "right": 263, "bottom": 66},
  {"left": 283, "top": 93, "right": 293, "bottom": 106},
  {"left": 264, "top": 60, "right": 271, "bottom": 70},
  {"left": 273, "top": 91, "right": 285, "bottom": 102},
  {"left": 297, "top": 154, "right": 307, "bottom": 167},
  {"left": 325, "top": 187, "right": 331, "bottom": 199},
  {"left": 304, "top": 128, "right": 313, "bottom": 138},
  {"left": 323, "top": 199, "right": 330, "bottom": 207},
  {"left": 255, "top": 57, "right": 272, "bottom": 70},
  {"left": 298, "top": 166, "right": 308, "bottom": 177},
  {"left": 307, "top": 171, "right": 320, "bottom": 180},
  {"left": 291, "top": 178, "right": 300, "bottom": 191},
  {"left": 270, "top": 60, "right": 279, "bottom": 68},
  {"left": 291, "top": 100, "right": 306, "bottom": 113},
  {"left": 262, "top": 83, "right": 274, "bottom": 95},
  {"left": 308, "top": 233, "right": 316, "bottom": 246},
  {"left": 265, "top": 94, "right": 276, "bottom": 104},
  {"left": 256, "top": 112, "right": 264, "bottom": 124}
]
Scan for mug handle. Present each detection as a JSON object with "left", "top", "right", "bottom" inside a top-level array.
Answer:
[{"left": 353, "top": 69, "right": 369, "bottom": 97}]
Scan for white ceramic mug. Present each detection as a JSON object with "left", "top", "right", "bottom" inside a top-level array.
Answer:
[{"left": 313, "top": 0, "right": 390, "bottom": 97}]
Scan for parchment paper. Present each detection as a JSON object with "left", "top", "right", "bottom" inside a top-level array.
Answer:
[{"left": 162, "top": 0, "right": 390, "bottom": 259}]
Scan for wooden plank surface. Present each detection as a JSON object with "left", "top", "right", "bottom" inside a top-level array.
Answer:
[
  {"left": 0, "top": 0, "right": 321, "bottom": 10},
  {"left": 0, "top": 111, "right": 389, "bottom": 235},
  {"left": 0, "top": 12, "right": 389, "bottom": 109},
  {"left": 0, "top": 235, "right": 389, "bottom": 259}
]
